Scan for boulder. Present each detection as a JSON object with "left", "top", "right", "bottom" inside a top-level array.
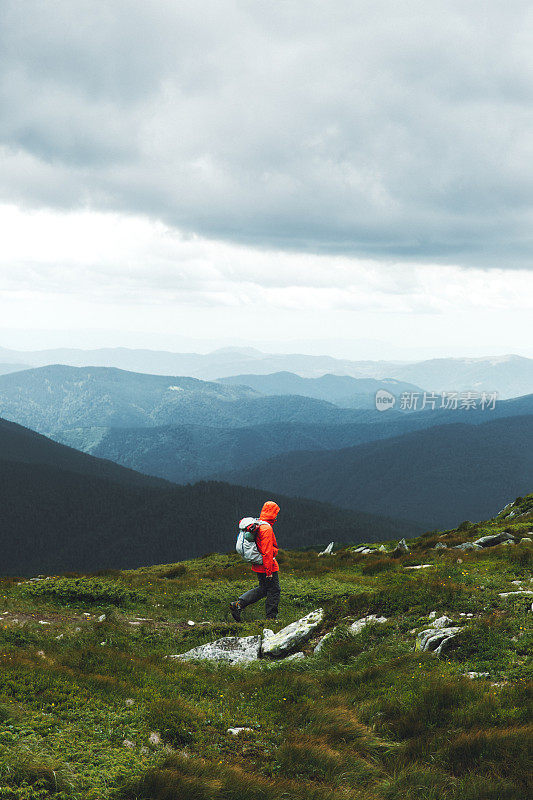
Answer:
[
  {"left": 378, "top": 545, "right": 387, "bottom": 552},
  {"left": 350, "top": 615, "right": 388, "bottom": 635},
  {"left": 519, "top": 537, "right": 532, "bottom": 544},
  {"left": 352, "top": 545, "right": 375, "bottom": 554},
  {"left": 261, "top": 609, "right": 324, "bottom": 658},
  {"left": 434, "top": 542, "right": 447, "bottom": 550},
  {"left": 473, "top": 532, "right": 515, "bottom": 548},
  {"left": 227, "top": 727, "right": 253, "bottom": 735},
  {"left": 454, "top": 541, "right": 482, "bottom": 552},
  {"left": 171, "top": 635, "right": 262, "bottom": 664},
  {"left": 430, "top": 615, "right": 453, "bottom": 629},
  {"left": 391, "top": 538, "right": 410, "bottom": 557},
  {"left": 318, "top": 542, "right": 334, "bottom": 556},
  {"left": 416, "top": 626, "right": 462, "bottom": 655},
  {"left": 314, "top": 630, "right": 336, "bottom": 653}
]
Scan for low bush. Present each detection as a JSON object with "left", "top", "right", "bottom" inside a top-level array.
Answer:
[{"left": 20, "top": 578, "right": 144, "bottom": 607}]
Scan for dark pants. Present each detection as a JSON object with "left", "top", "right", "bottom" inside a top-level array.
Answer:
[{"left": 238, "top": 572, "right": 280, "bottom": 619}]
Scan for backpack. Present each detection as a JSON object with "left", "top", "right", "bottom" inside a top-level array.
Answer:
[{"left": 236, "top": 517, "right": 264, "bottom": 564}]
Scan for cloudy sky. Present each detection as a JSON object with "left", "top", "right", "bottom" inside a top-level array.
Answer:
[{"left": 1, "top": 0, "right": 532, "bottom": 358}]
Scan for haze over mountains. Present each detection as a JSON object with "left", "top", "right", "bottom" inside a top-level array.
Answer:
[
  {"left": 0, "top": 415, "right": 420, "bottom": 575},
  {"left": 0, "top": 345, "right": 532, "bottom": 398}
]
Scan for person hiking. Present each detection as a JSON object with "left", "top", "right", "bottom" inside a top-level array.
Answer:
[{"left": 230, "top": 500, "right": 281, "bottom": 621}]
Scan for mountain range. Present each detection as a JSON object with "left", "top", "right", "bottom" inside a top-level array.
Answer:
[
  {"left": 0, "top": 415, "right": 422, "bottom": 575},
  {"left": 0, "top": 345, "right": 532, "bottom": 397},
  {"left": 222, "top": 415, "right": 533, "bottom": 529}
]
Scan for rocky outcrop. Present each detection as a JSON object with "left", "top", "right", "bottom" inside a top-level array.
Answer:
[
  {"left": 318, "top": 542, "right": 334, "bottom": 556},
  {"left": 391, "top": 538, "right": 410, "bottom": 557},
  {"left": 261, "top": 608, "right": 324, "bottom": 658},
  {"left": 171, "top": 634, "right": 262, "bottom": 665},
  {"left": 473, "top": 531, "right": 515, "bottom": 547},
  {"left": 416, "top": 626, "right": 462, "bottom": 655},
  {"left": 454, "top": 541, "right": 482, "bottom": 551},
  {"left": 349, "top": 615, "right": 388, "bottom": 634}
]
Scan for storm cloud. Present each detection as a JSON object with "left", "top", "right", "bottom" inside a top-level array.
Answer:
[{"left": 1, "top": 0, "right": 532, "bottom": 266}]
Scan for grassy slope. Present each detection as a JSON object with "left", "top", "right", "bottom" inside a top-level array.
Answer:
[{"left": 0, "top": 495, "right": 530, "bottom": 799}]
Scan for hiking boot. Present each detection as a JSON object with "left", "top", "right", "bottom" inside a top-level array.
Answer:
[{"left": 230, "top": 601, "right": 242, "bottom": 622}]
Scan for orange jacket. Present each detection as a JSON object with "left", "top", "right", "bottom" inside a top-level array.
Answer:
[{"left": 252, "top": 501, "right": 280, "bottom": 576}]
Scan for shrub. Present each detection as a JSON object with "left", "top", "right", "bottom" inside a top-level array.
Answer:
[{"left": 20, "top": 577, "right": 144, "bottom": 606}]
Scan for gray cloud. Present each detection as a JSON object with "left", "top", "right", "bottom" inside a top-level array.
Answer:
[{"left": 1, "top": 0, "right": 532, "bottom": 266}]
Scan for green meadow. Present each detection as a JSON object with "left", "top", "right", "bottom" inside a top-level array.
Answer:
[{"left": 0, "top": 496, "right": 531, "bottom": 799}]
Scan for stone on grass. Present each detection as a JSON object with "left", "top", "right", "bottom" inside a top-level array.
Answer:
[
  {"left": 465, "top": 671, "right": 490, "bottom": 679},
  {"left": 314, "top": 630, "right": 336, "bottom": 653},
  {"left": 149, "top": 732, "right": 162, "bottom": 746},
  {"left": 434, "top": 542, "right": 447, "bottom": 550},
  {"left": 123, "top": 740, "right": 135, "bottom": 749},
  {"left": 391, "top": 538, "right": 410, "bottom": 557},
  {"left": 350, "top": 615, "right": 388, "bottom": 635},
  {"left": 473, "top": 532, "right": 515, "bottom": 548},
  {"left": 261, "top": 609, "right": 324, "bottom": 658},
  {"left": 454, "top": 541, "right": 482, "bottom": 552},
  {"left": 172, "top": 635, "right": 262, "bottom": 664},
  {"left": 520, "top": 537, "right": 532, "bottom": 543},
  {"left": 404, "top": 564, "right": 432, "bottom": 570},
  {"left": 227, "top": 727, "right": 253, "bottom": 735},
  {"left": 97, "top": 614, "right": 106, "bottom": 623},
  {"left": 430, "top": 615, "right": 453, "bottom": 629},
  {"left": 417, "top": 627, "right": 462, "bottom": 655},
  {"left": 318, "top": 542, "right": 334, "bottom": 556},
  {"left": 499, "top": 590, "right": 533, "bottom": 598}
]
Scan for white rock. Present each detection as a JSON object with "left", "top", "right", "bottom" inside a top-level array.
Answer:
[
  {"left": 499, "top": 590, "right": 533, "bottom": 598},
  {"left": 318, "top": 542, "right": 334, "bottom": 556},
  {"left": 38, "top": 620, "right": 50, "bottom": 625},
  {"left": 417, "top": 627, "right": 462, "bottom": 654},
  {"left": 520, "top": 537, "right": 532, "bottom": 543},
  {"left": 55, "top": 634, "right": 64, "bottom": 640},
  {"left": 123, "top": 739, "right": 135, "bottom": 749},
  {"left": 404, "top": 564, "right": 432, "bottom": 570},
  {"left": 464, "top": 671, "right": 490, "bottom": 679},
  {"left": 149, "top": 731, "right": 162, "bottom": 746},
  {"left": 430, "top": 615, "right": 453, "bottom": 629},
  {"left": 349, "top": 615, "right": 388, "bottom": 635},
  {"left": 284, "top": 651, "right": 305, "bottom": 661},
  {"left": 97, "top": 614, "right": 106, "bottom": 623},
  {"left": 187, "top": 620, "right": 195, "bottom": 626},
  {"left": 172, "top": 635, "right": 262, "bottom": 664},
  {"left": 379, "top": 545, "right": 387, "bottom": 552},
  {"left": 428, "top": 611, "right": 437, "bottom": 620},
  {"left": 473, "top": 532, "right": 515, "bottom": 548},
  {"left": 261, "top": 609, "right": 324, "bottom": 658},
  {"left": 314, "top": 630, "right": 335, "bottom": 653},
  {"left": 125, "top": 698, "right": 135, "bottom": 706},
  {"left": 227, "top": 727, "right": 253, "bottom": 735}
]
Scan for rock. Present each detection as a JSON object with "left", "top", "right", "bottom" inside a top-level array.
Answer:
[
  {"left": 36, "top": 650, "right": 46, "bottom": 659},
  {"left": 125, "top": 698, "right": 135, "bottom": 707},
  {"left": 55, "top": 634, "right": 64, "bottom": 640},
  {"left": 473, "top": 532, "right": 515, "bottom": 548},
  {"left": 417, "top": 627, "right": 462, "bottom": 655},
  {"left": 404, "top": 564, "right": 432, "bottom": 570},
  {"left": 123, "top": 740, "right": 135, "bottom": 749},
  {"left": 378, "top": 545, "right": 387, "bottom": 552},
  {"left": 227, "top": 727, "right": 253, "bottom": 735},
  {"left": 520, "top": 537, "right": 532, "bottom": 543},
  {"left": 434, "top": 542, "right": 447, "bottom": 550},
  {"left": 261, "top": 609, "right": 324, "bottom": 658},
  {"left": 171, "top": 634, "right": 262, "bottom": 664},
  {"left": 318, "top": 542, "right": 334, "bottom": 556},
  {"left": 284, "top": 651, "right": 305, "bottom": 661},
  {"left": 314, "top": 630, "right": 335, "bottom": 653},
  {"left": 464, "top": 671, "right": 490, "bottom": 679},
  {"left": 352, "top": 546, "right": 374, "bottom": 554},
  {"left": 149, "top": 732, "right": 162, "bottom": 746},
  {"left": 349, "top": 615, "right": 388, "bottom": 635},
  {"left": 187, "top": 620, "right": 195, "bottom": 626},
  {"left": 498, "top": 590, "right": 533, "bottom": 598},
  {"left": 428, "top": 611, "right": 437, "bottom": 620},
  {"left": 454, "top": 541, "right": 482, "bottom": 551},
  {"left": 430, "top": 615, "right": 453, "bottom": 629},
  {"left": 97, "top": 614, "right": 106, "bottom": 623},
  {"left": 391, "top": 538, "right": 409, "bottom": 557}
]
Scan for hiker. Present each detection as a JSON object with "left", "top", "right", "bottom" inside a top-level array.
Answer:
[{"left": 230, "top": 500, "right": 281, "bottom": 621}]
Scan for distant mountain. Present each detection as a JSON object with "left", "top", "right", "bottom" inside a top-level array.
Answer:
[
  {"left": 217, "top": 371, "right": 422, "bottom": 408},
  {"left": 0, "top": 365, "right": 363, "bottom": 434},
  {"left": 0, "top": 417, "right": 422, "bottom": 575},
  {"left": 222, "top": 415, "right": 533, "bottom": 529},
  {"left": 0, "top": 416, "right": 166, "bottom": 488},
  {"left": 50, "top": 394, "right": 533, "bottom": 484},
  {"left": 391, "top": 355, "right": 533, "bottom": 399},
  {"left": 0, "top": 362, "right": 30, "bottom": 375},
  {"left": 0, "top": 345, "right": 531, "bottom": 396}
]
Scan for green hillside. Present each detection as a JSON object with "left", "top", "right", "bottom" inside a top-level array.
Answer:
[{"left": 0, "top": 494, "right": 531, "bottom": 798}]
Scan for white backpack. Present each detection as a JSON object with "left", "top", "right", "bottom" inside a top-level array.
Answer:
[{"left": 236, "top": 517, "right": 264, "bottom": 564}]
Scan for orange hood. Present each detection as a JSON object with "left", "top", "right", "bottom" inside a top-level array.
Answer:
[{"left": 260, "top": 500, "right": 280, "bottom": 522}]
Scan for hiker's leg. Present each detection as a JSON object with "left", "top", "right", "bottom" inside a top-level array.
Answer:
[
  {"left": 264, "top": 573, "right": 281, "bottom": 619},
  {"left": 238, "top": 575, "right": 267, "bottom": 609}
]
